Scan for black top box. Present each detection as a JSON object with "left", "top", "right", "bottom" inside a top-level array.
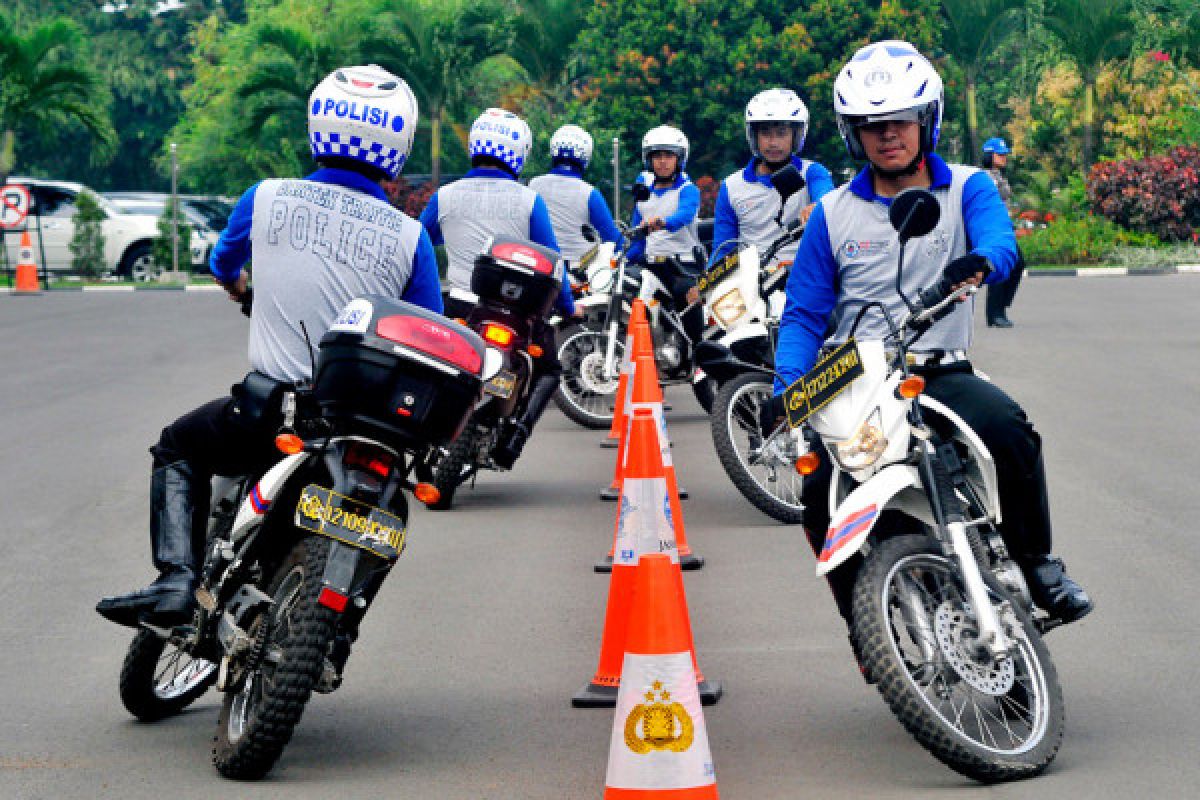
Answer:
[{"left": 470, "top": 236, "right": 563, "bottom": 318}]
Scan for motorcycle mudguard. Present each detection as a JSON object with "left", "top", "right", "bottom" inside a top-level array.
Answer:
[
  {"left": 230, "top": 452, "right": 309, "bottom": 543},
  {"left": 718, "top": 321, "right": 769, "bottom": 349},
  {"left": 816, "top": 464, "right": 920, "bottom": 577}
]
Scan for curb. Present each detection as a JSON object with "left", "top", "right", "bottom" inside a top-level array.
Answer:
[
  {"left": 3, "top": 284, "right": 224, "bottom": 294},
  {"left": 1029, "top": 264, "right": 1200, "bottom": 277}
]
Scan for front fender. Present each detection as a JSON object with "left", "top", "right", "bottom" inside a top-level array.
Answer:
[{"left": 816, "top": 464, "right": 920, "bottom": 577}]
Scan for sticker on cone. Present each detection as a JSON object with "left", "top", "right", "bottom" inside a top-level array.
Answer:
[{"left": 615, "top": 477, "right": 677, "bottom": 566}]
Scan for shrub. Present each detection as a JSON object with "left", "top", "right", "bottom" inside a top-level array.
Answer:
[
  {"left": 69, "top": 190, "right": 107, "bottom": 277},
  {"left": 693, "top": 175, "right": 719, "bottom": 218},
  {"left": 383, "top": 177, "right": 436, "bottom": 219},
  {"left": 1019, "top": 214, "right": 1158, "bottom": 265},
  {"left": 1088, "top": 146, "right": 1200, "bottom": 242},
  {"left": 153, "top": 198, "right": 194, "bottom": 272}
]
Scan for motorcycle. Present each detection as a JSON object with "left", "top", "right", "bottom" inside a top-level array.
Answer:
[
  {"left": 767, "top": 187, "right": 1064, "bottom": 780},
  {"left": 696, "top": 221, "right": 806, "bottom": 523},
  {"left": 427, "top": 237, "right": 565, "bottom": 509},
  {"left": 114, "top": 295, "right": 492, "bottom": 779},
  {"left": 555, "top": 219, "right": 715, "bottom": 428}
]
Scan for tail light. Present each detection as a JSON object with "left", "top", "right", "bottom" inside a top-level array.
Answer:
[
  {"left": 482, "top": 321, "right": 516, "bottom": 349},
  {"left": 376, "top": 315, "right": 482, "bottom": 373},
  {"left": 343, "top": 441, "right": 393, "bottom": 479},
  {"left": 490, "top": 242, "right": 557, "bottom": 275}
]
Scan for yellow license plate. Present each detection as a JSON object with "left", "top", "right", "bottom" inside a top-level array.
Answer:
[
  {"left": 294, "top": 484, "right": 406, "bottom": 560},
  {"left": 783, "top": 340, "right": 865, "bottom": 429},
  {"left": 484, "top": 370, "right": 517, "bottom": 399}
]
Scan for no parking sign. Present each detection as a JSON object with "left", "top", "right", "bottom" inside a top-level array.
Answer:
[{"left": 0, "top": 184, "right": 32, "bottom": 229}]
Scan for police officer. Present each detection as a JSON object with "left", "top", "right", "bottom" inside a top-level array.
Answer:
[
  {"left": 775, "top": 41, "right": 1092, "bottom": 631},
  {"left": 528, "top": 124, "right": 622, "bottom": 272},
  {"left": 97, "top": 65, "right": 443, "bottom": 630},
  {"left": 981, "top": 136, "right": 1024, "bottom": 328},
  {"left": 711, "top": 88, "right": 835, "bottom": 265},
  {"left": 419, "top": 108, "right": 577, "bottom": 468}
]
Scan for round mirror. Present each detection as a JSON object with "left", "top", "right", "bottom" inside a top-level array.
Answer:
[{"left": 888, "top": 187, "right": 940, "bottom": 243}]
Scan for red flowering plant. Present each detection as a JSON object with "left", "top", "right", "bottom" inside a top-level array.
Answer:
[
  {"left": 1088, "top": 146, "right": 1200, "bottom": 241},
  {"left": 382, "top": 177, "right": 436, "bottom": 218},
  {"left": 693, "top": 175, "right": 720, "bottom": 218}
]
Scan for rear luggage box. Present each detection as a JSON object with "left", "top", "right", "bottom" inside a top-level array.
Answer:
[
  {"left": 470, "top": 237, "right": 564, "bottom": 318},
  {"left": 315, "top": 296, "right": 485, "bottom": 448}
]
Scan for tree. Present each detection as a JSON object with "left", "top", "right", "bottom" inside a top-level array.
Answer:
[
  {"left": 0, "top": 13, "right": 116, "bottom": 182},
  {"left": 153, "top": 197, "right": 194, "bottom": 274},
  {"left": 938, "top": 0, "right": 1028, "bottom": 164},
  {"left": 69, "top": 190, "right": 107, "bottom": 278},
  {"left": 1043, "top": 0, "right": 1136, "bottom": 166}
]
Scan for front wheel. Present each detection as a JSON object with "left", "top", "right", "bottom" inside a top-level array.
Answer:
[
  {"left": 710, "top": 373, "right": 805, "bottom": 523},
  {"left": 212, "top": 535, "right": 337, "bottom": 780},
  {"left": 119, "top": 629, "right": 217, "bottom": 722},
  {"left": 852, "top": 534, "right": 1065, "bottom": 783},
  {"left": 555, "top": 326, "right": 624, "bottom": 430},
  {"left": 427, "top": 426, "right": 480, "bottom": 510}
]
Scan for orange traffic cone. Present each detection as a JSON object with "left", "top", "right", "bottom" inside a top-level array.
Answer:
[
  {"left": 601, "top": 302, "right": 648, "bottom": 450},
  {"left": 577, "top": 409, "right": 721, "bottom": 707},
  {"left": 603, "top": 554, "right": 719, "bottom": 798},
  {"left": 600, "top": 302, "right": 652, "bottom": 502},
  {"left": 13, "top": 231, "right": 41, "bottom": 295}
]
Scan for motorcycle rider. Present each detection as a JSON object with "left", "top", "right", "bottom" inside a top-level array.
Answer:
[
  {"left": 528, "top": 124, "right": 623, "bottom": 275},
  {"left": 627, "top": 124, "right": 705, "bottom": 341},
  {"left": 97, "top": 65, "right": 443, "bottom": 634},
  {"left": 419, "top": 108, "right": 578, "bottom": 468},
  {"left": 710, "top": 88, "right": 835, "bottom": 265},
  {"left": 774, "top": 41, "right": 1092, "bottom": 631}
]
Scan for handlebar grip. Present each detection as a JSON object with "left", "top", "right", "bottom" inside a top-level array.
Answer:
[{"left": 239, "top": 288, "right": 254, "bottom": 318}]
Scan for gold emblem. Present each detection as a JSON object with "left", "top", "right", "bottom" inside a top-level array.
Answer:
[{"left": 624, "top": 681, "right": 695, "bottom": 754}]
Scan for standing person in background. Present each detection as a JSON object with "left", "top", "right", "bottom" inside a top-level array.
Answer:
[
  {"left": 982, "top": 137, "right": 1024, "bottom": 328},
  {"left": 529, "top": 125, "right": 622, "bottom": 278},
  {"left": 711, "top": 88, "right": 835, "bottom": 265}
]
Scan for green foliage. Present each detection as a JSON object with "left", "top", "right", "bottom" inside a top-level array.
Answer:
[
  {"left": 68, "top": 189, "right": 107, "bottom": 277},
  {"left": 152, "top": 197, "right": 194, "bottom": 271},
  {"left": 1020, "top": 213, "right": 1155, "bottom": 264}
]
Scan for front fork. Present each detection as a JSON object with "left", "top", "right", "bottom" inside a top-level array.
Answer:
[{"left": 915, "top": 438, "right": 1013, "bottom": 664}]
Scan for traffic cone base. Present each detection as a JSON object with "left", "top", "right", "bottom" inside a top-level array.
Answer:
[
  {"left": 601, "top": 438, "right": 620, "bottom": 449},
  {"left": 595, "top": 555, "right": 614, "bottom": 574}
]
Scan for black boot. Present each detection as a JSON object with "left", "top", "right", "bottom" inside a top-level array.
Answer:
[
  {"left": 1021, "top": 555, "right": 1093, "bottom": 624},
  {"left": 96, "top": 461, "right": 202, "bottom": 628},
  {"left": 494, "top": 373, "right": 560, "bottom": 469}
]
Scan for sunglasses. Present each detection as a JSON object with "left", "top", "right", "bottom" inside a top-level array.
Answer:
[{"left": 852, "top": 111, "right": 921, "bottom": 135}]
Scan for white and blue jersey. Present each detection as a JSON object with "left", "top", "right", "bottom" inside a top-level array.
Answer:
[
  {"left": 711, "top": 155, "right": 835, "bottom": 264},
  {"left": 627, "top": 172, "right": 701, "bottom": 262},
  {"left": 420, "top": 166, "right": 575, "bottom": 316},
  {"left": 528, "top": 164, "right": 623, "bottom": 264},
  {"left": 210, "top": 167, "right": 443, "bottom": 384},
  {"left": 775, "top": 154, "right": 1017, "bottom": 392}
]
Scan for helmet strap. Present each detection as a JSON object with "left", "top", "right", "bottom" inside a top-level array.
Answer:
[{"left": 871, "top": 153, "right": 925, "bottom": 181}]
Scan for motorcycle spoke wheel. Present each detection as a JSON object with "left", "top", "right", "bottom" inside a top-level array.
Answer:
[
  {"left": 853, "top": 535, "right": 1064, "bottom": 783},
  {"left": 554, "top": 328, "right": 623, "bottom": 429},
  {"left": 710, "top": 373, "right": 805, "bottom": 523},
  {"left": 119, "top": 629, "right": 216, "bottom": 722}
]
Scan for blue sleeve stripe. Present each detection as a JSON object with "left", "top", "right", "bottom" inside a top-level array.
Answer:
[
  {"left": 805, "top": 162, "right": 836, "bottom": 203},
  {"left": 400, "top": 227, "right": 444, "bottom": 313},
  {"left": 962, "top": 171, "right": 1017, "bottom": 284},
  {"left": 530, "top": 195, "right": 560, "bottom": 251},
  {"left": 710, "top": 181, "right": 739, "bottom": 265},
  {"left": 418, "top": 192, "right": 443, "bottom": 246},
  {"left": 774, "top": 202, "right": 839, "bottom": 393},
  {"left": 664, "top": 183, "right": 700, "bottom": 232},
  {"left": 209, "top": 183, "right": 259, "bottom": 283},
  {"left": 587, "top": 188, "right": 623, "bottom": 245}
]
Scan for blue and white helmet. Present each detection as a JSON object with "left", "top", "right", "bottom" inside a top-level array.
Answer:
[
  {"left": 832, "top": 40, "right": 944, "bottom": 161},
  {"left": 745, "top": 88, "right": 809, "bottom": 156},
  {"left": 549, "top": 124, "right": 594, "bottom": 170},
  {"left": 469, "top": 108, "right": 533, "bottom": 175},
  {"left": 308, "top": 65, "right": 418, "bottom": 179},
  {"left": 641, "top": 125, "right": 689, "bottom": 171}
]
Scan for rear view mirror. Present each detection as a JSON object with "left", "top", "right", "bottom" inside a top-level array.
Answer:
[
  {"left": 771, "top": 164, "right": 807, "bottom": 205},
  {"left": 631, "top": 182, "right": 651, "bottom": 203},
  {"left": 691, "top": 245, "right": 708, "bottom": 266},
  {"left": 581, "top": 223, "right": 598, "bottom": 243},
  {"left": 888, "top": 188, "right": 940, "bottom": 243}
]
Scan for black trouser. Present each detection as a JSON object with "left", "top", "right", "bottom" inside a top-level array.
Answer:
[
  {"left": 641, "top": 259, "right": 706, "bottom": 344},
  {"left": 986, "top": 248, "right": 1026, "bottom": 321},
  {"left": 151, "top": 392, "right": 281, "bottom": 477},
  {"left": 800, "top": 361, "right": 1054, "bottom": 621}
]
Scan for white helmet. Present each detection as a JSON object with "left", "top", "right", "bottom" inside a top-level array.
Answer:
[
  {"left": 641, "top": 125, "right": 689, "bottom": 172},
  {"left": 469, "top": 108, "right": 533, "bottom": 175},
  {"left": 832, "top": 40, "right": 944, "bottom": 161},
  {"left": 744, "top": 88, "right": 809, "bottom": 157},
  {"left": 308, "top": 65, "right": 419, "bottom": 179},
  {"left": 549, "top": 124, "right": 594, "bottom": 170}
]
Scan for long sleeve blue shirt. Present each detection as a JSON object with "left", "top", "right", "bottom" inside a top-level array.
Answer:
[{"left": 627, "top": 173, "right": 701, "bottom": 262}]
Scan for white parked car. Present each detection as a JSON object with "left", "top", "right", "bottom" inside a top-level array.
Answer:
[
  {"left": 104, "top": 192, "right": 232, "bottom": 269},
  {"left": 3, "top": 178, "right": 207, "bottom": 280}
]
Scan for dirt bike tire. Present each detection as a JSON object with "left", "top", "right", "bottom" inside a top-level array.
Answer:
[
  {"left": 852, "top": 534, "right": 1065, "bottom": 783},
  {"left": 119, "top": 628, "right": 217, "bottom": 722},
  {"left": 427, "top": 427, "right": 479, "bottom": 511},
  {"left": 554, "top": 325, "right": 621, "bottom": 430},
  {"left": 710, "top": 373, "right": 806, "bottom": 524},
  {"left": 212, "top": 535, "right": 337, "bottom": 780}
]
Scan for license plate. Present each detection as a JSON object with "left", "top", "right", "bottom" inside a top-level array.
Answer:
[
  {"left": 783, "top": 340, "right": 865, "bottom": 429},
  {"left": 294, "top": 484, "right": 406, "bottom": 561},
  {"left": 695, "top": 252, "right": 739, "bottom": 294},
  {"left": 484, "top": 369, "right": 517, "bottom": 399}
]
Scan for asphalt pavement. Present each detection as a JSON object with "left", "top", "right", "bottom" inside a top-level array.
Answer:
[{"left": 1, "top": 278, "right": 1197, "bottom": 799}]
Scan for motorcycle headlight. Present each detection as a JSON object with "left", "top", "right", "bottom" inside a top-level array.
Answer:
[
  {"left": 832, "top": 408, "right": 888, "bottom": 471},
  {"left": 712, "top": 288, "right": 748, "bottom": 327}
]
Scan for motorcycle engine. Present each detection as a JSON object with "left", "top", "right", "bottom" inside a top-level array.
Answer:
[{"left": 656, "top": 332, "right": 685, "bottom": 374}]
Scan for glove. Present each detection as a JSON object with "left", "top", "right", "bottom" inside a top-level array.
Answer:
[
  {"left": 941, "top": 253, "right": 991, "bottom": 287},
  {"left": 759, "top": 393, "right": 787, "bottom": 436}
]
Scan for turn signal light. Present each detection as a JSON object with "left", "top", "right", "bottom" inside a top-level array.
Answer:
[
  {"left": 795, "top": 451, "right": 821, "bottom": 475},
  {"left": 527, "top": 344, "right": 544, "bottom": 357},
  {"left": 275, "top": 434, "right": 304, "bottom": 455},
  {"left": 898, "top": 375, "right": 926, "bottom": 399},
  {"left": 414, "top": 482, "right": 442, "bottom": 506},
  {"left": 483, "top": 322, "right": 516, "bottom": 348}
]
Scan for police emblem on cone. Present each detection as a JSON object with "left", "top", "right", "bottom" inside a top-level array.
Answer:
[{"left": 604, "top": 554, "right": 718, "bottom": 798}]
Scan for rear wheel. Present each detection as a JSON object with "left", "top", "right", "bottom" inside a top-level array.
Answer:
[
  {"left": 212, "top": 535, "right": 337, "bottom": 780},
  {"left": 710, "top": 372, "right": 805, "bottom": 523},
  {"left": 555, "top": 326, "right": 624, "bottom": 429},
  {"left": 119, "top": 629, "right": 217, "bottom": 722},
  {"left": 428, "top": 426, "right": 480, "bottom": 510},
  {"left": 120, "top": 242, "right": 160, "bottom": 282},
  {"left": 853, "top": 534, "right": 1064, "bottom": 783}
]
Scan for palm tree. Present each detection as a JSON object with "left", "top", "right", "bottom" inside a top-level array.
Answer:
[
  {"left": 939, "top": 0, "right": 1028, "bottom": 164},
  {"left": 0, "top": 14, "right": 116, "bottom": 182},
  {"left": 1043, "top": 0, "right": 1136, "bottom": 166},
  {"left": 505, "top": 0, "right": 585, "bottom": 109}
]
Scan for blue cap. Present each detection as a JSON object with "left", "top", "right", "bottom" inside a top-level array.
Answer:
[{"left": 982, "top": 137, "right": 1011, "bottom": 155}]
